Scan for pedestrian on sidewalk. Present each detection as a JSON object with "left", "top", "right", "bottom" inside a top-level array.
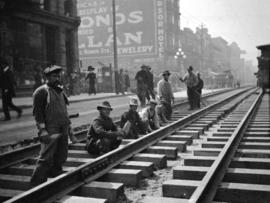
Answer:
[
  {"left": 124, "top": 69, "right": 130, "bottom": 92},
  {"left": 30, "top": 65, "right": 78, "bottom": 186},
  {"left": 179, "top": 66, "right": 198, "bottom": 110},
  {"left": 86, "top": 101, "right": 125, "bottom": 155},
  {"left": 157, "top": 70, "right": 174, "bottom": 120},
  {"left": 0, "top": 59, "right": 22, "bottom": 121},
  {"left": 118, "top": 68, "right": 126, "bottom": 95},
  {"left": 85, "top": 65, "right": 96, "bottom": 95}
]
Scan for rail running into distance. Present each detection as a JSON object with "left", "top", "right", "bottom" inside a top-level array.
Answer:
[{"left": 1, "top": 87, "right": 262, "bottom": 203}]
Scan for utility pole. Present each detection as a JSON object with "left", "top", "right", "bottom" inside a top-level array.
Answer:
[
  {"left": 200, "top": 23, "right": 204, "bottom": 72},
  {"left": 112, "top": 0, "right": 118, "bottom": 94}
]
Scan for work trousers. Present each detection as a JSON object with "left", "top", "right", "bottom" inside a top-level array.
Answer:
[
  {"left": 161, "top": 102, "right": 172, "bottom": 120},
  {"left": 30, "top": 124, "right": 69, "bottom": 186},
  {"left": 187, "top": 87, "right": 196, "bottom": 109},
  {"left": 146, "top": 87, "right": 155, "bottom": 101}
]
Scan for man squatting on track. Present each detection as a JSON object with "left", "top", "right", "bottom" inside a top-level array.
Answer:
[
  {"left": 30, "top": 65, "right": 77, "bottom": 186},
  {"left": 85, "top": 101, "right": 126, "bottom": 156}
]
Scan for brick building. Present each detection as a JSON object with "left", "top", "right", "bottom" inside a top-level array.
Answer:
[{"left": 0, "top": 0, "right": 81, "bottom": 95}]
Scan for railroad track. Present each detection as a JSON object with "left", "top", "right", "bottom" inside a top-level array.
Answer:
[{"left": 0, "top": 87, "right": 263, "bottom": 203}]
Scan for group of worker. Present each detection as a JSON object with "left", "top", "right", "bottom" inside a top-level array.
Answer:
[{"left": 29, "top": 64, "right": 204, "bottom": 187}]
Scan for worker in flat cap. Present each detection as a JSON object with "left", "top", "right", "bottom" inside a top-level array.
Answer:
[
  {"left": 86, "top": 101, "right": 125, "bottom": 155},
  {"left": 157, "top": 70, "right": 175, "bottom": 120},
  {"left": 179, "top": 66, "right": 198, "bottom": 110},
  {"left": 85, "top": 65, "right": 96, "bottom": 95},
  {"left": 30, "top": 65, "right": 78, "bottom": 186}
]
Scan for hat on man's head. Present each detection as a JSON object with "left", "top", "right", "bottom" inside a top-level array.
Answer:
[
  {"left": 141, "top": 64, "right": 147, "bottom": 69},
  {"left": 129, "top": 98, "right": 138, "bottom": 106},
  {"left": 149, "top": 99, "right": 158, "bottom": 105},
  {"left": 88, "top": 65, "right": 95, "bottom": 71},
  {"left": 97, "top": 101, "right": 113, "bottom": 111},
  {"left": 188, "top": 66, "right": 193, "bottom": 71},
  {"left": 44, "top": 65, "right": 62, "bottom": 76},
  {"left": 162, "top": 70, "right": 171, "bottom": 76}
]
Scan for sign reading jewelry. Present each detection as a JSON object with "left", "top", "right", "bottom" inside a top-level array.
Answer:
[{"left": 77, "top": 0, "right": 166, "bottom": 59}]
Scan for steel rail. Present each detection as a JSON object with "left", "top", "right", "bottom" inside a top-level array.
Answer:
[
  {"left": 0, "top": 87, "right": 236, "bottom": 169},
  {"left": 189, "top": 90, "right": 263, "bottom": 203},
  {"left": 4, "top": 88, "right": 255, "bottom": 203}
]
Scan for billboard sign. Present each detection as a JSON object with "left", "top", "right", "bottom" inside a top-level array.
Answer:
[{"left": 77, "top": 0, "right": 166, "bottom": 60}]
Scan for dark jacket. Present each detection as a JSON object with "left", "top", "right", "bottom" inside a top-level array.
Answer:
[
  {"left": 146, "top": 71, "right": 154, "bottom": 89},
  {"left": 33, "top": 84, "right": 69, "bottom": 126},
  {"left": 86, "top": 114, "right": 122, "bottom": 154},
  {"left": 88, "top": 114, "right": 121, "bottom": 140},
  {"left": 86, "top": 72, "right": 96, "bottom": 85},
  {"left": 196, "top": 78, "right": 204, "bottom": 94},
  {"left": 135, "top": 70, "right": 148, "bottom": 84},
  {"left": 120, "top": 109, "right": 145, "bottom": 137}
]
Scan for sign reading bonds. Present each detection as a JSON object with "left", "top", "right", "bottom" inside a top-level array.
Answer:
[{"left": 77, "top": 0, "right": 166, "bottom": 59}]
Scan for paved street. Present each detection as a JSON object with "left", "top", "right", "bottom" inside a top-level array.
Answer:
[{"left": 0, "top": 89, "right": 219, "bottom": 146}]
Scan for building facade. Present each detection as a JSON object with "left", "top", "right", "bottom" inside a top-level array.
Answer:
[
  {"left": 77, "top": 0, "right": 180, "bottom": 76},
  {"left": 0, "top": 0, "right": 81, "bottom": 95}
]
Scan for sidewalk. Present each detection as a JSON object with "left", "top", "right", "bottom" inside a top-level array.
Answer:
[
  {"left": 0, "top": 92, "right": 134, "bottom": 112},
  {"left": 0, "top": 88, "right": 224, "bottom": 112}
]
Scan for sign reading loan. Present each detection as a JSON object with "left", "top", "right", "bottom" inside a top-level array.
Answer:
[{"left": 77, "top": 0, "right": 166, "bottom": 59}]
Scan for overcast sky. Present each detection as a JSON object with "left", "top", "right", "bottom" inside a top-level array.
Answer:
[{"left": 181, "top": 0, "right": 270, "bottom": 65}]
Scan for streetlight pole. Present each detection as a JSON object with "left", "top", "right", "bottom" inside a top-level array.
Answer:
[{"left": 112, "top": 0, "right": 118, "bottom": 94}]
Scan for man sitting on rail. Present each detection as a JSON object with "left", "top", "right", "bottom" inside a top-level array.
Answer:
[
  {"left": 139, "top": 99, "right": 160, "bottom": 132},
  {"left": 86, "top": 101, "right": 125, "bottom": 155},
  {"left": 120, "top": 98, "right": 147, "bottom": 139},
  {"left": 30, "top": 65, "right": 78, "bottom": 187}
]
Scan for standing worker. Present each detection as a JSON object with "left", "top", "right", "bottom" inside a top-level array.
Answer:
[
  {"left": 157, "top": 70, "right": 174, "bottom": 120},
  {"left": 195, "top": 72, "right": 204, "bottom": 108},
  {"left": 179, "top": 66, "right": 198, "bottom": 110},
  {"left": 85, "top": 65, "right": 96, "bottom": 95},
  {"left": 145, "top": 65, "right": 155, "bottom": 101},
  {"left": 135, "top": 65, "right": 149, "bottom": 106},
  {"left": 0, "top": 59, "right": 22, "bottom": 121},
  {"left": 30, "top": 65, "right": 77, "bottom": 186}
]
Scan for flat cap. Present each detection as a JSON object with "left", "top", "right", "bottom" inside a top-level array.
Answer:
[{"left": 44, "top": 65, "right": 62, "bottom": 75}]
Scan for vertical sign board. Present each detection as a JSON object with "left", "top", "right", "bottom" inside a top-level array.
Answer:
[{"left": 77, "top": 0, "right": 166, "bottom": 61}]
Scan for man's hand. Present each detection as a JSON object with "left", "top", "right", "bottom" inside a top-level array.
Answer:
[
  {"left": 69, "top": 127, "right": 78, "bottom": 143},
  {"left": 117, "top": 130, "right": 126, "bottom": 140},
  {"left": 39, "top": 129, "right": 50, "bottom": 144}
]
